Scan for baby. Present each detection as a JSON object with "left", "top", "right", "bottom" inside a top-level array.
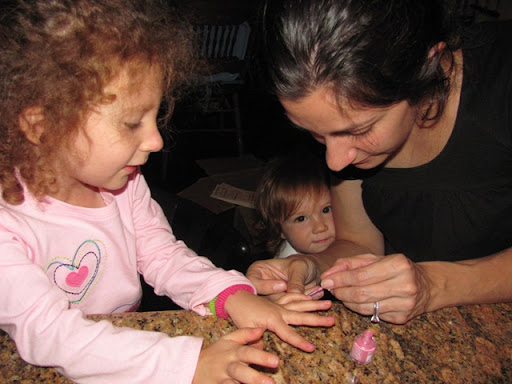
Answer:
[{"left": 256, "top": 151, "right": 335, "bottom": 258}]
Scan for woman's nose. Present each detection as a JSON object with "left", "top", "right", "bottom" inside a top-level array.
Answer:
[{"left": 325, "top": 139, "right": 357, "bottom": 172}]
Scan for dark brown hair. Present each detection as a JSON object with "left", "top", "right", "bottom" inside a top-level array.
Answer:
[
  {"left": 0, "top": 0, "right": 195, "bottom": 204},
  {"left": 263, "top": 0, "right": 461, "bottom": 120}
]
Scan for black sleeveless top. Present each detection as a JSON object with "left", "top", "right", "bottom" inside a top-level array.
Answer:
[{"left": 337, "top": 21, "right": 512, "bottom": 262}]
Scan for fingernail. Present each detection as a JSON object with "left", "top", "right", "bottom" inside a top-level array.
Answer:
[
  {"left": 322, "top": 279, "right": 334, "bottom": 289},
  {"left": 308, "top": 287, "right": 324, "bottom": 296},
  {"left": 273, "top": 282, "right": 286, "bottom": 291}
]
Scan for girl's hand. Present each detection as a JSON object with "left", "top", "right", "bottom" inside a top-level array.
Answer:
[
  {"left": 321, "top": 253, "right": 431, "bottom": 324},
  {"left": 193, "top": 328, "right": 277, "bottom": 384},
  {"left": 268, "top": 288, "right": 325, "bottom": 306},
  {"left": 225, "top": 290, "right": 335, "bottom": 352}
]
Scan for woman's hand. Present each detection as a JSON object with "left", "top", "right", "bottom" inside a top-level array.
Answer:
[
  {"left": 321, "top": 253, "right": 432, "bottom": 324},
  {"left": 225, "top": 290, "right": 335, "bottom": 352},
  {"left": 246, "top": 255, "right": 321, "bottom": 295},
  {"left": 193, "top": 327, "right": 277, "bottom": 384}
]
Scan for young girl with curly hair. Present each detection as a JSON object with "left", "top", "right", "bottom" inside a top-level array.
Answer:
[{"left": 0, "top": 1, "right": 334, "bottom": 383}]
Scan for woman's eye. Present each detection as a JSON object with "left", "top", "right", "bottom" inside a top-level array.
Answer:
[
  {"left": 350, "top": 126, "right": 373, "bottom": 138},
  {"left": 310, "top": 132, "right": 326, "bottom": 144},
  {"left": 323, "top": 206, "right": 332, "bottom": 214}
]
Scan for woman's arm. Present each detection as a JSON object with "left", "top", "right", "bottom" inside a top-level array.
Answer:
[
  {"left": 327, "top": 178, "right": 385, "bottom": 255},
  {"left": 423, "top": 247, "right": 512, "bottom": 311},
  {"left": 320, "top": 181, "right": 512, "bottom": 322}
]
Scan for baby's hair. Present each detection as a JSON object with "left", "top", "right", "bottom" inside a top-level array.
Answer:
[
  {"left": 256, "top": 151, "right": 331, "bottom": 255},
  {"left": 0, "top": 0, "right": 196, "bottom": 205}
]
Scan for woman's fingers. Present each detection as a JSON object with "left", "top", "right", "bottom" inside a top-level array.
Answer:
[
  {"left": 322, "top": 254, "right": 414, "bottom": 291},
  {"left": 246, "top": 260, "right": 289, "bottom": 295},
  {"left": 325, "top": 254, "right": 432, "bottom": 323},
  {"left": 286, "top": 257, "right": 317, "bottom": 293}
]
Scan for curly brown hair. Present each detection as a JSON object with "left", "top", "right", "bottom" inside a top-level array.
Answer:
[
  {"left": 255, "top": 151, "right": 331, "bottom": 255},
  {"left": 0, "top": 0, "right": 196, "bottom": 204}
]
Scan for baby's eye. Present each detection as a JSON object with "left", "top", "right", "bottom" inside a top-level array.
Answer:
[
  {"left": 294, "top": 215, "right": 306, "bottom": 223},
  {"left": 322, "top": 206, "right": 332, "bottom": 214}
]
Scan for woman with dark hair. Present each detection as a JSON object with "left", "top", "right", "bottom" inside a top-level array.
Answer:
[{"left": 247, "top": 0, "right": 512, "bottom": 324}]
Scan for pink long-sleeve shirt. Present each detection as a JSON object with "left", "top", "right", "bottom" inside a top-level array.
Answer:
[{"left": 0, "top": 171, "right": 254, "bottom": 383}]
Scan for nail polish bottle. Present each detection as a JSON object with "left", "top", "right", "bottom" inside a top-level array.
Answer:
[{"left": 350, "top": 330, "right": 376, "bottom": 364}]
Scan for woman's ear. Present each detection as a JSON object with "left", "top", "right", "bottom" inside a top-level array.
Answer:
[
  {"left": 428, "top": 41, "right": 447, "bottom": 59},
  {"left": 19, "top": 107, "right": 45, "bottom": 144}
]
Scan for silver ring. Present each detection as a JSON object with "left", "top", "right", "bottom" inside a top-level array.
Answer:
[{"left": 371, "top": 301, "right": 380, "bottom": 323}]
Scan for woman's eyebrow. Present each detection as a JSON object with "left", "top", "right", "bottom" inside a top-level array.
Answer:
[
  {"left": 337, "top": 116, "right": 379, "bottom": 133},
  {"left": 289, "top": 115, "right": 379, "bottom": 134}
]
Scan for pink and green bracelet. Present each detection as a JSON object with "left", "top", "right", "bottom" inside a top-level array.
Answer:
[{"left": 209, "top": 284, "right": 254, "bottom": 319}]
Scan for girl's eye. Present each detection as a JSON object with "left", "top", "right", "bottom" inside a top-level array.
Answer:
[
  {"left": 125, "top": 121, "right": 142, "bottom": 130},
  {"left": 323, "top": 206, "right": 332, "bottom": 214},
  {"left": 294, "top": 215, "right": 306, "bottom": 223}
]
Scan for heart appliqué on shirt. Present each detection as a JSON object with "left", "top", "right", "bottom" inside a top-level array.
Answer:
[
  {"left": 65, "top": 266, "right": 89, "bottom": 287},
  {"left": 47, "top": 240, "right": 104, "bottom": 304}
]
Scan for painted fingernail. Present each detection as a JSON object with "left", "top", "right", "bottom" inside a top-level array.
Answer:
[{"left": 308, "top": 287, "right": 324, "bottom": 296}]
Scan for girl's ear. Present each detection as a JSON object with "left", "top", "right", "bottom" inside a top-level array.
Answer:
[
  {"left": 19, "top": 107, "right": 45, "bottom": 145},
  {"left": 280, "top": 232, "right": 287, "bottom": 240}
]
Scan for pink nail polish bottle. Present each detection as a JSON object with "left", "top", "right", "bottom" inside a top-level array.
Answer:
[{"left": 350, "top": 330, "right": 376, "bottom": 364}]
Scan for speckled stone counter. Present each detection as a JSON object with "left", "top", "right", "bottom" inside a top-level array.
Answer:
[{"left": 1, "top": 302, "right": 511, "bottom": 383}]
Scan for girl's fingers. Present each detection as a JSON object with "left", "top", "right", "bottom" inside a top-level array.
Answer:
[
  {"left": 281, "top": 299, "right": 332, "bottom": 312},
  {"left": 274, "top": 292, "right": 311, "bottom": 305},
  {"left": 268, "top": 313, "right": 336, "bottom": 352},
  {"left": 227, "top": 343, "right": 278, "bottom": 384},
  {"left": 223, "top": 327, "right": 266, "bottom": 345},
  {"left": 222, "top": 328, "right": 279, "bottom": 369},
  {"left": 227, "top": 361, "right": 275, "bottom": 384},
  {"left": 237, "top": 344, "right": 280, "bottom": 369}
]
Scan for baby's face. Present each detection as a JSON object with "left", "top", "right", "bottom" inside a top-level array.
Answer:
[{"left": 280, "top": 188, "right": 335, "bottom": 254}]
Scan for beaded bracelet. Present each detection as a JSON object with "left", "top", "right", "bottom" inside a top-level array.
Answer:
[{"left": 209, "top": 284, "right": 254, "bottom": 319}]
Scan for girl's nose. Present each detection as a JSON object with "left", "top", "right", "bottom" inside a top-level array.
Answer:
[
  {"left": 142, "top": 124, "right": 164, "bottom": 153},
  {"left": 312, "top": 218, "right": 329, "bottom": 234},
  {"left": 325, "top": 139, "right": 357, "bottom": 172}
]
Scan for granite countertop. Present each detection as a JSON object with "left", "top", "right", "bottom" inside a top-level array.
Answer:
[{"left": 1, "top": 302, "right": 511, "bottom": 383}]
